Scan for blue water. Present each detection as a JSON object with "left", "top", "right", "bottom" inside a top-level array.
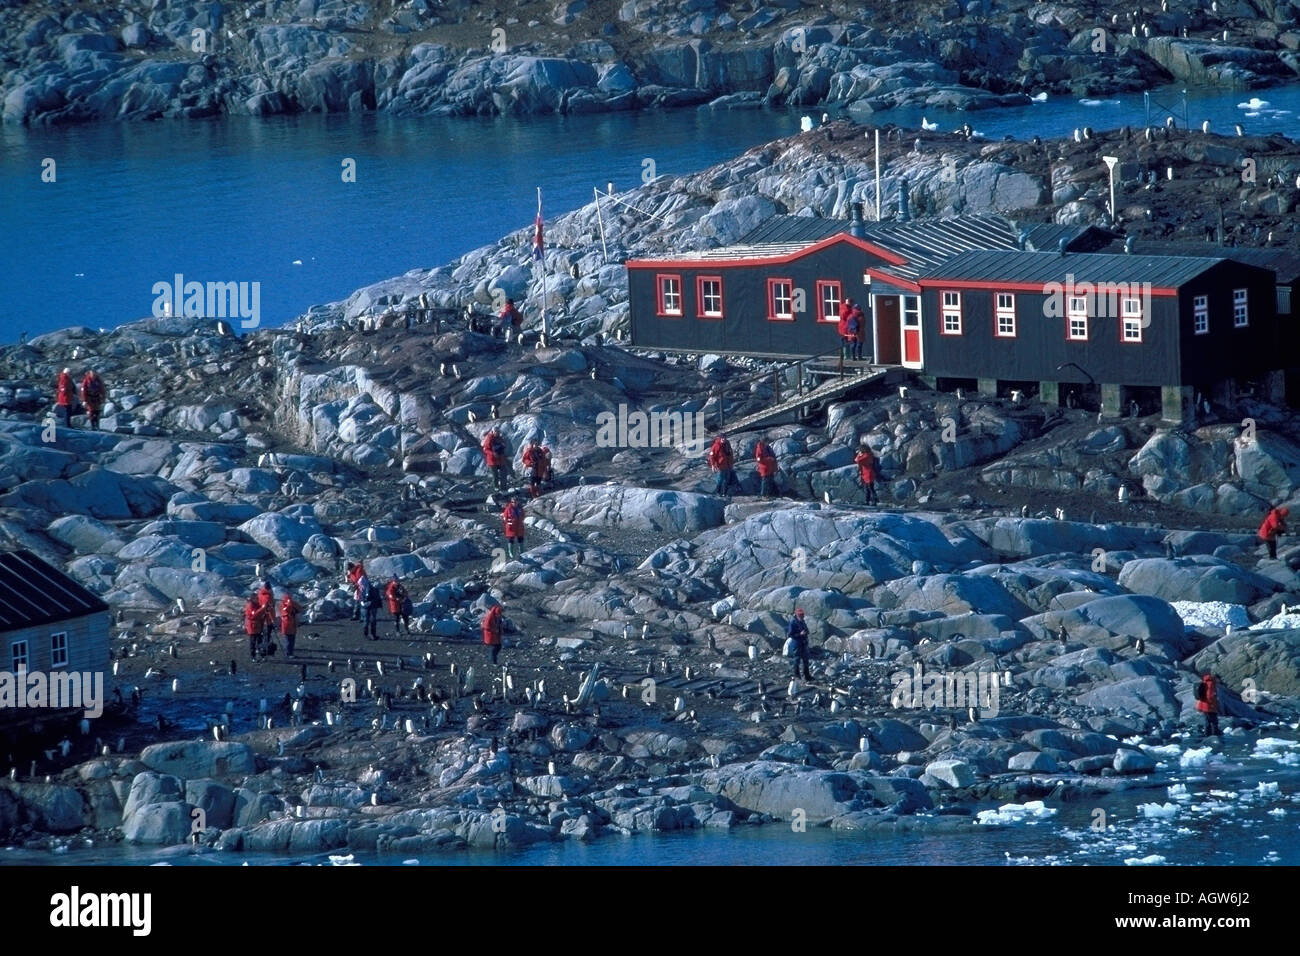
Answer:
[{"left": 5, "top": 82, "right": 1300, "bottom": 342}]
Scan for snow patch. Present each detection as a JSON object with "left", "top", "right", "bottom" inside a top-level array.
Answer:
[{"left": 1171, "top": 601, "right": 1250, "bottom": 630}]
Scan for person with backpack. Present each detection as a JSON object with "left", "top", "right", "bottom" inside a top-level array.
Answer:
[
  {"left": 850, "top": 302, "right": 867, "bottom": 361},
  {"left": 54, "top": 368, "right": 75, "bottom": 428},
  {"left": 345, "top": 561, "right": 365, "bottom": 621},
  {"left": 521, "top": 439, "right": 551, "bottom": 498},
  {"left": 837, "top": 299, "right": 855, "bottom": 362},
  {"left": 786, "top": 608, "right": 812, "bottom": 680},
  {"left": 482, "top": 603, "right": 504, "bottom": 665},
  {"left": 502, "top": 497, "right": 525, "bottom": 558},
  {"left": 279, "top": 590, "right": 301, "bottom": 658},
  {"left": 356, "top": 569, "right": 379, "bottom": 640},
  {"left": 754, "top": 438, "right": 779, "bottom": 499},
  {"left": 256, "top": 580, "right": 276, "bottom": 653},
  {"left": 79, "top": 369, "right": 106, "bottom": 430},
  {"left": 385, "top": 575, "right": 410, "bottom": 636},
  {"left": 244, "top": 595, "right": 266, "bottom": 660},
  {"left": 1195, "top": 673, "right": 1220, "bottom": 736},
  {"left": 1259, "top": 505, "right": 1289, "bottom": 560},
  {"left": 854, "top": 442, "right": 880, "bottom": 505},
  {"left": 498, "top": 298, "right": 523, "bottom": 341},
  {"left": 844, "top": 307, "right": 862, "bottom": 362},
  {"left": 707, "top": 433, "right": 737, "bottom": 497},
  {"left": 481, "top": 427, "right": 509, "bottom": 491}
]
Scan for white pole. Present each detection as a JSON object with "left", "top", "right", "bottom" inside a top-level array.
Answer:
[
  {"left": 594, "top": 187, "right": 609, "bottom": 263},
  {"left": 874, "top": 128, "right": 882, "bottom": 221},
  {"left": 537, "top": 186, "right": 549, "bottom": 339}
]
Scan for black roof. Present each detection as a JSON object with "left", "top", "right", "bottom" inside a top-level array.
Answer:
[
  {"left": 1091, "top": 239, "right": 1300, "bottom": 283},
  {"left": 0, "top": 550, "right": 110, "bottom": 631},
  {"left": 737, "top": 216, "right": 848, "bottom": 245},
  {"left": 917, "top": 249, "right": 1233, "bottom": 288}
]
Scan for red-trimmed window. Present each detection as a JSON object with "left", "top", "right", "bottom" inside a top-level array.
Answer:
[
  {"left": 995, "top": 292, "right": 1016, "bottom": 338},
  {"left": 816, "top": 280, "right": 843, "bottom": 324},
  {"left": 1194, "top": 294, "right": 1208, "bottom": 334},
  {"left": 1067, "top": 295, "right": 1089, "bottom": 341},
  {"left": 696, "top": 276, "right": 723, "bottom": 319},
  {"left": 656, "top": 274, "right": 682, "bottom": 317},
  {"left": 941, "top": 290, "right": 962, "bottom": 335},
  {"left": 1121, "top": 295, "right": 1143, "bottom": 343},
  {"left": 767, "top": 278, "right": 794, "bottom": 321},
  {"left": 1233, "top": 288, "right": 1248, "bottom": 327}
]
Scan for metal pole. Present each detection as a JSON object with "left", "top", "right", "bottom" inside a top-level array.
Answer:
[
  {"left": 594, "top": 187, "right": 609, "bottom": 263},
  {"left": 874, "top": 128, "right": 882, "bottom": 221}
]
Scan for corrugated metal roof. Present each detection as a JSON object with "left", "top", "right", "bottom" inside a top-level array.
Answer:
[
  {"left": 738, "top": 216, "right": 849, "bottom": 245},
  {"left": 0, "top": 550, "right": 109, "bottom": 631},
  {"left": 666, "top": 242, "right": 816, "bottom": 261},
  {"left": 1091, "top": 239, "right": 1300, "bottom": 282},
  {"left": 917, "top": 249, "right": 1229, "bottom": 288}
]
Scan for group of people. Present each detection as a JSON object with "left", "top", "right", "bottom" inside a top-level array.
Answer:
[
  {"left": 345, "top": 561, "right": 413, "bottom": 640},
  {"left": 53, "top": 368, "right": 107, "bottom": 430},
  {"left": 482, "top": 428, "right": 554, "bottom": 498},
  {"left": 243, "top": 581, "right": 301, "bottom": 660},
  {"left": 707, "top": 433, "right": 882, "bottom": 504},
  {"left": 837, "top": 297, "right": 867, "bottom": 363}
]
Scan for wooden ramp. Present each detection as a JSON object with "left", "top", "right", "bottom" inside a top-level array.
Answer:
[{"left": 719, "top": 364, "right": 895, "bottom": 434}]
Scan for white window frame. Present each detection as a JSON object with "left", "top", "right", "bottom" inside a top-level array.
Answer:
[
  {"left": 941, "top": 290, "right": 962, "bottom": 335},
  {"left": 1121, "top": 296, "right": 1143, "bottom": 343},
  {"left": 1067, "top": 296, "right": 1089, "bottom": 341},
  {"left": 995, "top": 292, "right": 1016, "bottom": 337},
  {"left": 51, "top": 631, "right": 68, "bottom": 669},
  {"left": 658, "top": 275, "right": 682, "bottom": 316},
  {"left": 1233, "top": 288, "right": 1248, "bottom": 328},
  {"left": 11, "top": 640, "right": 28, "bottom": 672},
  {"left": 697, "top": 277, "right": 722, "bottom": 318},
  {"left": 1194, "top": 294, "right": 1208, "bottom": 335}
]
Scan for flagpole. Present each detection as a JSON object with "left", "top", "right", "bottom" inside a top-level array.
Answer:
[{"left": 536, "top": 187, "right": 549, "bottom": 340}]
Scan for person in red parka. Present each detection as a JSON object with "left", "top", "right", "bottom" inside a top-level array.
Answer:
[
  {"left": 256, "top": 580, "right": 275, "bottom": 652},
  {"left": 1196, "top": 673, "right": 1220, "bottom": 736},
  {"left": 707, "top": 434, "right": 737, "bottom": 497},
  {"left": 482, "top": 603, "right": 504, "bottom": 665},
  {"left": 498, "top": 298, "right": 522, "bottom": 341},
  {"left": 521, "top": 439, "right": 552, "bottom": 498},
  {"left": 345, "top": 561, "right": 365, "bottom": 621},
  {"left": 1259, "top": 505, "right": 1289, "bottom": 560},
  {"left": 849, "top": 303, "right": 867, "bottom": 362},
  {"left": 244, "top": 595, "right": 267, "bottom": 660},
  {"left": 481, "top": 428, "right": 509, "bottom": 491},
  {"left": 854, "top": 442, "right": 879, "bottom": 505},
  {"left": 754, "top": 438, "right": 778, "bottom": 499},
  {"left": 79, "top": 369, "right": 106, "bottom": 430},
  {"left": 385, "top": 575, "right": 410, "bottom": 635},
  {"left": 502, "top": 497, "right": 525, "bottom": 558},
  {"left": 279, "top": 591, "right": 301, "bottom": 658},
  {"left": 837, "top": 299, "right": 855, "bottom": 362},
  {"left": 54, "top": 368, "right": 75, "bottom": 428}
]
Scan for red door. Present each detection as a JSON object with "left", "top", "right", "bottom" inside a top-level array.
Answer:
[{"left": 902, "top": 296, "right": 922, "bottom": 367}]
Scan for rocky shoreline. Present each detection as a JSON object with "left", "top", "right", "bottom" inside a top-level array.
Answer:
[
  {"left": 7, "top": 0, "right": 1300, "bottom": 126},
  {"left": 3, "top": 115, "right": 1300, "bottom": 855}
]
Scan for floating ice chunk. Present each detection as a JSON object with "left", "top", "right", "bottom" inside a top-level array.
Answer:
[
  {"left": 1124, "top": 854, "right": 1167, "bottom": 865},
  {"left": 1139, "top": 802, "right": 1180, "bottom": 819},
  {"left": 1268, "top": 808, "right": 1285, "bottom": 817},
  {"left": 1179, "top": 746, "right": 1212, "bottom": 768},
  {"left": 1167, "top": 784, "right": 1191, "bottom": 801},
  {"left": 328, "top": 853, "right": 359, "bottom": 866},
  {"left": 402, "top": 858, "right": 419, "bottom": 865},
  {"left": 975, "top": 800, "right": 1058, "bottom": 825},
  {"left": 1141, "top": 743, "right": 1182, "bottom": 758},
  {"left": 1237, "top": 97, "right": 1271, "bottom": 109},
  {"left": 1258, "top": 781, "right": 1280, "bottom": 796}
]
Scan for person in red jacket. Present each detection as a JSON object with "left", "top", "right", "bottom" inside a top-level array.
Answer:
[
  {"left": 279, "top": 591, "right": 301, "bottom": 658},
  {"left": 854, "top": 443, "right": 880, "bottom": 505},
  {"left": 707, "top": 433, "right": 737, "bottom": 497},
  {"left": 54, "top": 368, "right": 75, "bottom": 428},
  {"left": 837, "top": 299, "right": 855, "bottom": 362},
  {"left": 1259, "top": 505, "right": 1289, "bottom": 560},
  {"left": 502, "top": 497, "right": 525, "bottom": 557},
  {"left": 345, "top": 561, "right": 365, "bottom": 621},
  {"left": 521, "top": 439, "right": 551, "bottom": 498},
  {"left": 498, "top": 298, "right": 522, "bottom": 341},
  {"left": 754, "top": 438, "right": 778, "bottom": 499},
  {"left": 244, "top": 595, "right": 266, "bottom": 660},
  {"left": 482, "top": 603, "right": 504, "bottom": 664},
  {"left": 256, "top": 580, "right": 275, "bottom": 652},
  {"left": 481, "top": 427, "right": 509, "bottom": 491},
  {"left": 385, "top": 575, "right": 410, "bottom": 635},
  {"left": 849, "top": 303, "right": 867, "bottom": 362},
  {"left": 79, "top": 369, "right": 106, "bottom": 430},
  {"left": 1196, "top": 673, "right": 1220, "bottom": 736}
]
